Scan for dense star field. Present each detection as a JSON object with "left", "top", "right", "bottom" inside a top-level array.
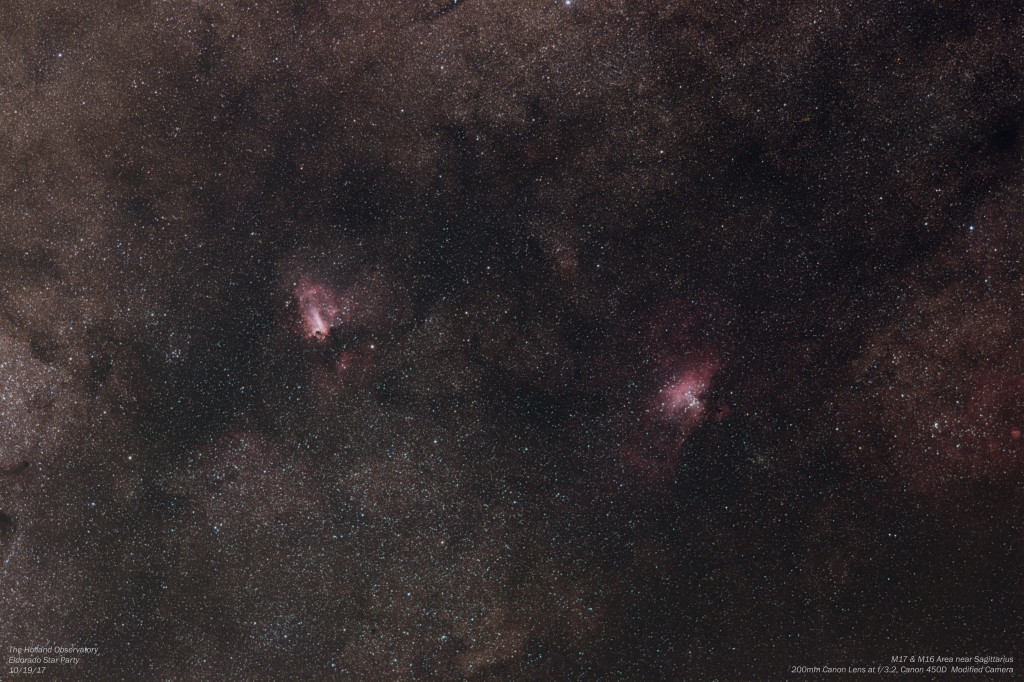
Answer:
[{"left": 1, "top": 1, "right": 1022, "bottom": 679}]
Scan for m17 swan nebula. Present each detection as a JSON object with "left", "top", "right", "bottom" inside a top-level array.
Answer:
[{"left": 295, "top": 276, "right": 353, "bottom": 341}]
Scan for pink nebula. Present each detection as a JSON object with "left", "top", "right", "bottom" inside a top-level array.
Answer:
[
  {"left": 620, "top": 358, "right": 721, "bottom": 482},
  {"left": 611, "top": 298, "right": 728, "bottom": 483},
  {"left": 656, "top": 363, "right": 718, "bottom": 427},
  {"left": 295, "top": 276, "right": 353, "bottom": 341},
  {"left": 311, "top": 346, "right": 376, "bottom": 395}
]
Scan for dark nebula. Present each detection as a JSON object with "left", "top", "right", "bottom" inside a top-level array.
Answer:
[{"left": 1, "top": 1, "right": 1022, "bottom": 679}]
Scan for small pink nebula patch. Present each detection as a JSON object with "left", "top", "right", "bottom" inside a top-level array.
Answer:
[
  {"left": 620, "top": 358, "right": 721, "bottom": 482},
  {"left": 656, "top": 363, "right": 718, "bottom": 428},
  {"left": 295, "top": 276, "right": 353, "bottom": 341},
  {"left": 610, "top": 298, "right": 729, "bottom": 483},
  {"left": 311, "top": 346, "right": 376, "bottom": 394}
]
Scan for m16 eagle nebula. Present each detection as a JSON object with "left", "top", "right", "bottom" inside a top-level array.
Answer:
[{"left": 0, "top": 0, "right": 1021, "bottom": 679}]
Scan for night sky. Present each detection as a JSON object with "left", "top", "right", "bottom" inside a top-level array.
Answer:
[{"left": 1, "top": 1, "right": 1022, "bottom": 679}]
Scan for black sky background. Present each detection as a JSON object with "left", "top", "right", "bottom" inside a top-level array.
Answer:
[{"left": 1, "top": 1, "right": 1022, "bottom": 679}]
